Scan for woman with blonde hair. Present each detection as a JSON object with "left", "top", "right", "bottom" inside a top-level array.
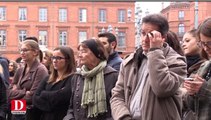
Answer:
[
  {"left": 8, "top": 40, "right": 49, "bottom": 120},
  {"left": 9, "top": 60, "right": 18, "bottom": 83},
  {"left": 42, "top": 49, "right": 53, "bottom": 73}
]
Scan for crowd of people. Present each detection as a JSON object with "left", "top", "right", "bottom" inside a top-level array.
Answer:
[{"left": 0, "top": 13, "right": 210, "bottom": 120}]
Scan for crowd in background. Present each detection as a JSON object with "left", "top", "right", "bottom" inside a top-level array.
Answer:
[{"left": 0, "top": 13, "right": 210, "bottom": 120}]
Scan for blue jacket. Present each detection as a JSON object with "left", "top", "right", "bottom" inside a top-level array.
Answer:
[{"left": 107, "top": 51, "right": 122, "bottom": 71}]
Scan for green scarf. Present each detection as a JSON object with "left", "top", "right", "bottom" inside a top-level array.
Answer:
[{"left": 81, "top": 60, "right": 107, "bottom": 118}]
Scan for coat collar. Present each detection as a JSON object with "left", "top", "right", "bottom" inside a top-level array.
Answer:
[
  {"left": 123, "top": 42, "right": 171, "bottom": 68},
  {"left": 108, "top": 51, "right": 119, "bottom": 61},
  {"left": 23, "top": 59, "right": 40, "bottom": 73},
  {"left": 103, "top": 65, "right": 117, "bottom": 75}
]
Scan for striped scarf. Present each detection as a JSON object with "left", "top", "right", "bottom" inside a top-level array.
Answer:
[{"left": 81, "top": 61, "right": 107, "bottom": 118}]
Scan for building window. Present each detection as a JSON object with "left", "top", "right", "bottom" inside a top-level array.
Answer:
[
  {"left": 0, "top": 30, "right": 6, "bottom": 46},
  {"left": 178, "top": 23, "right": 185, "bottom": 36},
  {"left": 79, "top": 31, "right": 87, "bottom": 43},
  {"left": 59, "top": 31, "right": 67, "bottom": 45},
  {"left": 39, "top": 31, "right": 47, "bottom": 46},
  {"left": 0, "top": 7, "right": 6, "bottom": 21},
  {"left": 118, "top": 9, "right": 126, "bottom": 22},
  {"left": 117, "top": 31, "right": 126, "bottom": 47},
  {"left": 19, "top": 30, "right": 27, "bottom": 43},
  {"left": 59, "top": 8, "right": 67, "bottom": 22},
  {"left": 79, "top": 8, "right": 87, "bottom": 22},
  {"left": 19, "top": 7, "right": 27, "bottom": 21},
  {"left": 99, "top": 9, "right": 106, "bottom": 23},
  {"left": 178, "top": 11, "right": 184, "bottom": 20},
  {"left": 39, "top": 8, "right": 47, "bottom": 22}
]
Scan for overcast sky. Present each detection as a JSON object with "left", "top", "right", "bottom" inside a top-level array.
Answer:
[{"left": 136, "top": 2, "right": 170, "bottom": 16}]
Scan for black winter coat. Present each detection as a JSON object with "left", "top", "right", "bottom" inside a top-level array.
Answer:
[
  {"left": 0, "top": 76, "right": 7, "bottom": 120},
  {"left": 33, "top": 74, "right": 74, "bottom": 120}
]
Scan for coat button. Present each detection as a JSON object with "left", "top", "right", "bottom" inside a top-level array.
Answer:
[
  {"left": 76, "top": 102, "right": 79, "bottom": 105},
  {"left": 77, "top": 109, "right": 80, "bottom": 112}
]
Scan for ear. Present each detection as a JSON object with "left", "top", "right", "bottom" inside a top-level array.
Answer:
[
  {"left": 111, "top": 41, "right": 116, "bottom": 49},
  {"left": 162, "top": 34, "right": 167, "bottom": 42},
  {"left": 33, "top": 50, "right": 39, "bottom": 56}
]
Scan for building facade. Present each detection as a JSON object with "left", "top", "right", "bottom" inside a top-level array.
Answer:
[
  {"left": 161, "top": 2, "right": 190, "bottom": 40},
  {"left": 189, "top": 2, "right": 211, "bottom": 29},
  {"left": 0, "top": 2, "right": 135, "bottom": 60},
  {"left": 161, "top": 2, "right": 211, "bottom": 41}
]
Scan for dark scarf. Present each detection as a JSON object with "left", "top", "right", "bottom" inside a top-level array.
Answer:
[
  {"left": 9, "top": 71, "right": 15, "bottom": 77},
  {"left": 134, "top": 47, "right": 145, "bottom": 69},
  {"left": 186, "top": 54, "right": 201, "bottom": 70}
]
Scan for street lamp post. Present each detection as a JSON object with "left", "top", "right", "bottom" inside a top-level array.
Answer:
[
  {"left": 107, "top": 25, "right": 113, "bottom": 33},
  {"left": 101, "top": 25, "right": 119, "bottom": 36},
  {"left": 115, "top": 27, "right": 119, "bottom": 36},
  {"left": 194, "top": 0, "right": 198, "bottom": 29},
  {"left": 128, "top": 7, "right": 142, "bottom": 49},
  {"left": 101, "top": 27, "right": 106, "bottom": 33}
]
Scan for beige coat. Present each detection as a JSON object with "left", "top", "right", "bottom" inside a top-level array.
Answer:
[{"left": 110, "top": 44, "right": 187, "bottom": 120}]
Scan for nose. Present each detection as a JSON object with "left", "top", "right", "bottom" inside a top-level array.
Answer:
[
  {"left": 181, "top": 42, "right": 185, "bottom": 48},
  {"left": 142, "top": 34, "right": 150, "bottom": 43},
  {"left": 78, "top": 52, "right": 82, "bottom": 58}
]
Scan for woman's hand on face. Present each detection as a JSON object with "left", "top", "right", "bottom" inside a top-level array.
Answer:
[
  {"left": 184, "top": 75, "right": 205, "bottom": 95},
  {"left": 148, "top": 30, "right": 165, "bottom": 49}
]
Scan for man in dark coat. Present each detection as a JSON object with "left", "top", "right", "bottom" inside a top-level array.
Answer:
[{"left": 98, "top": 32, "right": 122, "bottom": 71}]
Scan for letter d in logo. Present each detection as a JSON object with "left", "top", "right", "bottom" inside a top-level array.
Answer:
[
  {"left": 14, "top": 100, "right": 24, "bottom": 110},
  {"left": 11, "top": 100, "right": 26, "bottom": 115}
]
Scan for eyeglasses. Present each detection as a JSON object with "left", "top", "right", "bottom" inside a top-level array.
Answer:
[
  {"left": 50, "top": 56, "right": 66, "bottom": 61},
  {"left": 198, "top": 41, "right": 211, "bottom": 49},
  {"left": 19, "top": 48, "right": 33, "bottom": 53}
]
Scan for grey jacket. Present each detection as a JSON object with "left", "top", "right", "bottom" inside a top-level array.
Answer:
[
  {"left": 186, "top": 60, "right": 211, "bottom": 120},
  {"left": 110, "top": 43, "right": 187, "bottom": 120}
]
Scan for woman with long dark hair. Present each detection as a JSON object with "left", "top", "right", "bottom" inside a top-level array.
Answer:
[
  {"left": 184, "top": 17, "right": 211, "bottom": 120},
  {"left": 33, "top": 46, "right": 76, "bottom": 120}
]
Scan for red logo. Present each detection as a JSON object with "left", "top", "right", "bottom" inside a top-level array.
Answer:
[{"left": 11, "top": 100, "right": 26, "bottom": 115}]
